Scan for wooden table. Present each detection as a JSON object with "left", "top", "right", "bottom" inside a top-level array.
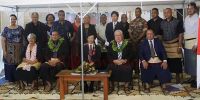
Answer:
[{"left": 56, "top": 70, "right": 110, "bottom": 100}]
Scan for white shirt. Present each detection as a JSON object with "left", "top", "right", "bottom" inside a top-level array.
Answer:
[
  {"left": 88, "top": 43, "right": 94, "bottom": 50},
  {"left": 184, "top": 13, "right": 198, "bottom": 37},
  {"left": 113, "top": 21, "right": 117, "bottom": 30},
  {"left": 95, "top": 23, "right": 107, "bottom": 41},
  {"left": 146, "top": 39, "right": 167, "bottom": 63}
]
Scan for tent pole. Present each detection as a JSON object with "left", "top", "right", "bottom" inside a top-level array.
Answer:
[{"left": 80, "top": 2, "right": 84, "bottom": 100}]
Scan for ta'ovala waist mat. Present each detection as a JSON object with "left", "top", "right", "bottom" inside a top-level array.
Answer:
[{"left": 163, "top": 38, "right": 182, "bottom": 58}]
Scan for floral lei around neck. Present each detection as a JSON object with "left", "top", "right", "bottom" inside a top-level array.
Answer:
[
  {"left": 48, "top": 37, "right": 64, "bottom": 52},
  {"left": 111, "top": 39, "right": 128, "bottom": 52}
]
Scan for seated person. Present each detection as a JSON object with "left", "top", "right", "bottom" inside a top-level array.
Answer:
[
  {"left": 83, "top": 33, "right": 101, "bottom": 93},
  {"left": 107, "top": 30, "right": 132, "bottom": 93},
  {"left": 39, "top": 31, "right": 68, "bottom": 92},
  {"left": 139, "top": 29, "right": 171, "bottom": 93},
  {"left": 15, "top": 33, "right": 42, "bottom": 91}
]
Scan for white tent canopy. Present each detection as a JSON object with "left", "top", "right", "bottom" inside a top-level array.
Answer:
[{"left": 0, "top": 0, "right": 186, "bottom": 6}]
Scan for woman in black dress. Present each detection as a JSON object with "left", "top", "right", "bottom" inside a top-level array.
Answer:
[{"left": 77, "top": 14, "right": 97, "bottom": 44}]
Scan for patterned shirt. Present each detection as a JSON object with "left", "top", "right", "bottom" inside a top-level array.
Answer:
[
  {"left": 160, "top": 17, "right": 184, "bottom": 41},
  {"left": 1, "top": 26, "right": 24, "bottom": 43},
  {"left": 129, "top": 17, "right": 148, "bottom": 43}
]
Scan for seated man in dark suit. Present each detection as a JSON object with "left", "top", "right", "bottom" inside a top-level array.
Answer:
[
  {"left": 83, "top": 33, "right": 101, "bottom": 93},
  {"left": 107, "top": 30, "right": 132, "bottom": 93},
  {"left": 139, "top": 29, "right": 171, "bottom": 93}
]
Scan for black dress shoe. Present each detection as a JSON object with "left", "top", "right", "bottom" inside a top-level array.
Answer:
[
  {"left": 191, "top": 80, "right": 197, "bottom": 88},
  {"left": 83, "top": 82, "right": 89, "bottom": 93},
  {"left": 89, "top": 86, "right": 94, "bottom": 93}
]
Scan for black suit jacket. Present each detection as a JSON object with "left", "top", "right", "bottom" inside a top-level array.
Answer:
[
  {"left": 83, "top": 44, "right": 101, "bottom": 67},
  {"left": 24, "top": 21, "right": 48, "bottom": 48},
  {"left": 44, "top": 39, "right": 69, "bottom": 66},
  {"left": 105, "top": 22, "right": 123, "bottom": 42},
  {"left": 107, "top": 41, "right": 131, "bottom": 63}
]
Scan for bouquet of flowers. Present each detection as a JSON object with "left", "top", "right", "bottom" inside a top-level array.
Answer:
[{"left": 73, "top": 62, "right": 96, "bottom": 74}]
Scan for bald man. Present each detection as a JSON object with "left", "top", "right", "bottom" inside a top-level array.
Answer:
[
  {"left": 25, "top": 12, "right": 48, "bottom": 49},
  {"left": 25, "top": 12, "right": 48, "bottom": 62},
  {"left": 160, "top": 8, "right": 184, "bottom": 83}
]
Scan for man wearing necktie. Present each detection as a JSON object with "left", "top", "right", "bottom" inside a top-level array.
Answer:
[
  {"left": 107, "top": 30, "right": 132, "bottom": 93},
  {"left": 139, "top": 29, "right": 171, "bottom": 93},
  {"left": 105, "top": 11, "right": 123, "bottom": 42},
  {"left": 83, "top": 34, "right": 101, "bottom": 93}
]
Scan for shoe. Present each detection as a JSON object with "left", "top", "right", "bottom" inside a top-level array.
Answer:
[
  {"left": 109, "top": 87, "right": 114, "bottom": 94},
  {"left": 191, "top": 80, "right": 197, "bottom": 88},
  {"left": 31, "top": 81, "right": 38, "bottom": 91},
  {"left": 44, "top": 82, "right": 52, "bottom": 92},
  {"left": 19, "top": 81, "right": 25, "bottom": 92},
  {"left": 84, "top": 84, "right": 89, "bottom": 93},
  {"left": 143, "top": 83, "right": 150, "bottom": 93}
]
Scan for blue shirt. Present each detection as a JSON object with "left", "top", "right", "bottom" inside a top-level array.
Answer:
[{"left": 51, "top": 20, "right": 74, "bottom": 40}]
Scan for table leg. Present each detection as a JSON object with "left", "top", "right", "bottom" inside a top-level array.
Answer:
[
  {"left": 59, "top": 77, "right": 64, "bottom": 100},
  {"left": 103, "top": 78, "right": 109, "bottom": 100},
  {"left": 65, "top": 81, "right": 68, "bottom": 94}
]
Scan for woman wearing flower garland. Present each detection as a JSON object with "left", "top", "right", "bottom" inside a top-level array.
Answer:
[
  {"left": 15, "top": 33, "right": 42, "bottom": 91},
  {"left": 107, "top": 30, "right": 132, "bottom": 93},
  {"left": 39, "top": 31, "right": 68, "bottom": 92}
]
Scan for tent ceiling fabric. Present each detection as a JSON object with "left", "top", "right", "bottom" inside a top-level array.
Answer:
[{"left": 0, "top": 0, "right": 186, "bottom": 8}]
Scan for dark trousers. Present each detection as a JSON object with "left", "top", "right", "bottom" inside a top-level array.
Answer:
[
  {"left": 4, "top": 64, "right": 17, "bottom": 82},
  {"left": 15, "top": 67, "right": 37, "bottom": 83},
  {"left": 141, "top": 63, "right": 172, "bottom": 84},
  {"left": 39, "top": 62, "right": 65, "bottom": 82}
]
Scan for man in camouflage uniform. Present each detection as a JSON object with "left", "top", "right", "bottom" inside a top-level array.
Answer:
[{"left": 128, "top": 7, "right": 148, "bottom": 76}]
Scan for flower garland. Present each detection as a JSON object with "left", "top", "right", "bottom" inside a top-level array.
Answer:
[
  {"left": 48, "top": 37, "right": 64, "bottom": 52},
  {"left": 111, "top": 39, "right": 128, "bottom": 52}
]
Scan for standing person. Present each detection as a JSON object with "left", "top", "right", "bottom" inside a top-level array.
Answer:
[
  {"left": 160, "top": 8, "right": 184, "bottom": 83},
  {"left": 51, "top": 10, "right": 74, "bottom": 43},
  {"left": 105, "top": 11, "right": 123, "bottom": 43},
  {"left": 45, "top": 14, "right": 55, "bottom": 36},
  {"left": 120, "top": 14, "right": 129, "bottom": 39},
  {"left": 70, "top": 15, "right": 81, "bottom": 69},
  {"left": 51, "top": 10, "right": 73, "bottom": 67},
  {"left": 1, "top": 14, "right": 25, "bottom": 82},
  {"left": 25, "top": 12, "right": 48, "bottom": 50},
  {"left": 96, "top": 14, "right": 108, "bottom": 70},
  {"left": 147, "top": 8, "right": 163, "bottom": 39},
  {"left": 184, "top": 2, "right": 199, "bottom": 88},
  {"left": 129, "top": 7, "right": 148, "bottom": 76},
  {"left": 77, "top": 14, "right": 97, "bottom": 44}
]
